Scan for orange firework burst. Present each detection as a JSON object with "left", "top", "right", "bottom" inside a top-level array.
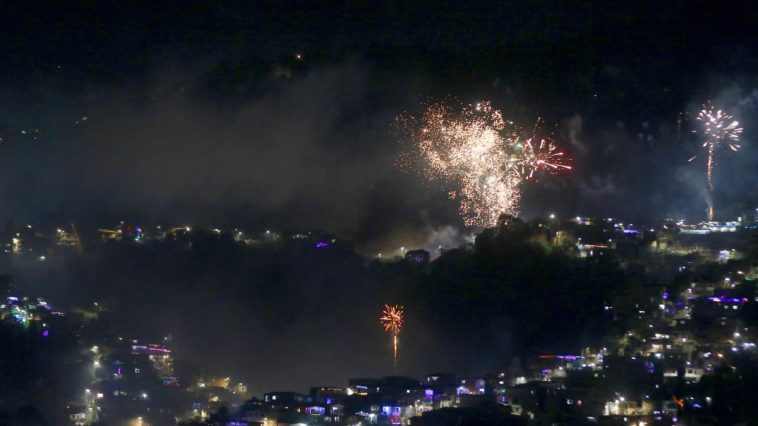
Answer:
[
  {"left": 380, "top": 304, "right": 404, "bottom": 369},
  {"left": 380, "top": 304, "right": 404, "bottom": 334}
]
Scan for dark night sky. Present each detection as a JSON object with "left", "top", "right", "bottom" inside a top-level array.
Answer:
[
  {"left": 1, "top": 0, "right": 758, "bottom": 400},
  {"left": 0, "top": 1, "right": 756, "bottom": 248}
]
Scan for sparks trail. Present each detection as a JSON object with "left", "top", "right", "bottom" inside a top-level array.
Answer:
[{"left": 691, "top": 103, "right": 742, "bottom": 221}]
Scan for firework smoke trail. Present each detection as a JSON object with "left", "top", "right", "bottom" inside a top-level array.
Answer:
[
  {"left": 692, "top": 104, "right": 742, "bottom": 221},
  {"left": 380, "top": 304, "right": 404, "bottom": 370},
  {"left": 396, "top": 101, "right": 521, "bottom": 227}
]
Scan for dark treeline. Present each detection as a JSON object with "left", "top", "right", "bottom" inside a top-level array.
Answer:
[{"left": 0, "top": 315, "right": 89, "bottom": 425}]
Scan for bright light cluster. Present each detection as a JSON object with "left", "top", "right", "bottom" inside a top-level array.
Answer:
[{"left": 397, "top": 101, "right": 571, "bottom": 227}]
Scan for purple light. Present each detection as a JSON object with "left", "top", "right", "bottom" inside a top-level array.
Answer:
[
  {"left": 41, "top": 330, "right": 49, "bottom": 337},
  {"left": 132, "top": 344, "right": 170, "bottom": 354},
  {"left": 425, "top": 389, "right": 434, "bottom": 398},
  {"left": 163, "top": 377, "right": 180, "bottom": 386},
  {"left": 315, "top": 241, "right": 329, "bottom": 248},
  {"left": 622, "top": 229, "right": 639, "bottom": 234},
  {"left": 663, "top": 292, "right": 669, "bottom": 300},
  {"left": 708, "top": 296, "right": 748, "bottom": 304},
  {"left": 304, "top": 406, "right": 325, "bottom": 415},
  {"left": 539, "top": 354, "right": 580, "bottom": 361}
]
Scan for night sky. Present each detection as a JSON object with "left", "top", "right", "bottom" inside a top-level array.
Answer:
[
  {"left": 1, "top": 0, "right": 757, "bottom": 399},
  {"left": 1, "top": 2, "right": 757, "bottom": 249}
]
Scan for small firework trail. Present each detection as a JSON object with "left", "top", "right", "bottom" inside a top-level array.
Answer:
[
  {"left": 380, "top": 304, "right": 404, "bottom": 370},
  {"left": 691, "top": 103, "right": 742, "bottom": 221}
]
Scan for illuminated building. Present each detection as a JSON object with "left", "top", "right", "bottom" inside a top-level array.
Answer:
[
  {"left": 347, "top": 378, "right": 383, "bottom": 396},
  {"left": 309, "top": 386, "right": 345, "bottom": 404},
  {"left": 263, "top": 391, "right": 308, "bottom": 408}
]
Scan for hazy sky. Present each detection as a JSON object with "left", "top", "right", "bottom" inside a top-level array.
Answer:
[
  {"left": 0, "top": 1, "right": 756, "bottom": 247},
  {"left": 1, "top": 0, "right": 757, "bottom": 399}
]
